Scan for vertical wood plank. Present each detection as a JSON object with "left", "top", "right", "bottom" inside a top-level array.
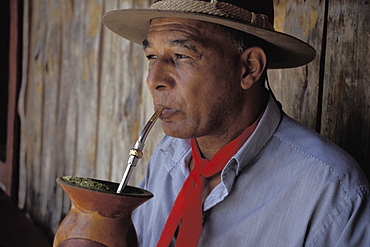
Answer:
[
  {"left": 38, "top": 0, "right": 63, "bottom": 234},
  {"left": 57, "top": 16, "right": 75, "bottom": 220},
  {"left": 269, "top": 0, "right": 324, "bottom": 130},
  {"left": 18, "top": 0, "right": 29, "bottom": 210},
  {"left": 321, "top": 0, "right": 370, "bottom": 178},
  {"left": 94, "top": 0, "right": 118, "bottom": 182},
  {"left": 73, "top": 0, "right": 102, "bottom": 178},
  {"left": 22, "top": 0, "right": 47, "bottom": 224},
  {"left": 98, "top": 0, "right": 142, "bottom": 184},
  {"left": 57, "top": 0, "right": 105, "bottom": 229}
]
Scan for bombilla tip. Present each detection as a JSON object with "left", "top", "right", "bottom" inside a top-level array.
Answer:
[{"left": 151, "top": 108, "right": 163, "bottom": 121}]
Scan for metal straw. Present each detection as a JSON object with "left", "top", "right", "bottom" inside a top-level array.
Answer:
[{"left": 116, "top": 108, "right": 163, "bottom": 193}]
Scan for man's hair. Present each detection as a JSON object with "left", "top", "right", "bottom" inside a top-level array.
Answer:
[
  {"left": 216, "top": 24, "right": 269, "bottom": 82},
  {"left": 216, "top": 24, "right": 269, "bottom": 56},
  {"left": 231, "top": 30, "right": 265, "bottom": 54}
]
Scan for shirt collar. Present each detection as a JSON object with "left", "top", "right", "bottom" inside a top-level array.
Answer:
[{"left": 232, "top": 95, "right": 282, "bottom": 175}]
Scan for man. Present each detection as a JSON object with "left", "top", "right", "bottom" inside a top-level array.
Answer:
[{"left": 103, "top": 0, "right": 370, "bottom": 246}]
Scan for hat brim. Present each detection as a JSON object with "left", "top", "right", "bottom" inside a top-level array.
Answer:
[{"left": 102, "top": 9, "right": 316, "bottom": 69}]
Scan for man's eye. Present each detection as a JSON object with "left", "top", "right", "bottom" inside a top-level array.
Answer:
[
  {"left": 146, "top": 55, "right": 157, "bottom": 60},
  {"left": 175, "top": 54, "right": 189, "bottom": 59}
]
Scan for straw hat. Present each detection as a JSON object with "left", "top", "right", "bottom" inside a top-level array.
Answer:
[{"left": 102, "top": 0, "right": 316, "bottom": 69}]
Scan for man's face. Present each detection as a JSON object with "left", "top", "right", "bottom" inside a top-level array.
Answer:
[{"left": 144, "top": 18, "right": 244, "bottom": 139}]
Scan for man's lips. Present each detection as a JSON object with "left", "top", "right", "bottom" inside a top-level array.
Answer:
[
  {"left": 155, "top": 106, "right": 177, "bottom": 120},
  {"left": 161, "top": 108, "right": 178, "bottom": 119}
]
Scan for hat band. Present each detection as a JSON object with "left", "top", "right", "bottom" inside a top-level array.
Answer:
[{"left": 150, "top": 0, "right": 274, "bottom": 30}]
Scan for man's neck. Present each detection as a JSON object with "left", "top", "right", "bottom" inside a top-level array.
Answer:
[{"left": 195, "top": 89, "right": 268, "bottom": 160}]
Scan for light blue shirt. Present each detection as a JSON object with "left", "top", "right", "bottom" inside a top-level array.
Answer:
[{"left": 132, "top": 96, "right": 370, "bottom": 247}]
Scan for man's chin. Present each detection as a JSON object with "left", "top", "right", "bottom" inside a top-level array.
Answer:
[{"left": 162, "top": 123, "right": 194, "bottom": 140}]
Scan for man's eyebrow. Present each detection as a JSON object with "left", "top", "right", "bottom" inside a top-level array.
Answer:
[
  {"left": 170, "top": 39, "right": 197, "bottom": 52},
  {"left": 142, "top": 39, "right": 198, "bottom": 52}
]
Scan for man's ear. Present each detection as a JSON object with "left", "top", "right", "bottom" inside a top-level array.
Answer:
[{"left": 240, "top": 46, "right": 267, "bottom": 90}]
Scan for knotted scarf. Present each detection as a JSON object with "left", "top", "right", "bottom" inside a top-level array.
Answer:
[{"left": 157, "top": 117, "right": 260, "bottom": 247}]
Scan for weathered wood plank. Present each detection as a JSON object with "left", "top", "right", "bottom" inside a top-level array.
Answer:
[
  {"left": 321, "top": 0, "right": 370, "bottom": 177},
  {"left": 22, "top": 0, "right": 48, "bottom": 224},
  {"left": 72, "top": 0, "right": 102, "bottom": 179},
  {"left": 56, "top": 0, "right": 105, "bottom": 229},
  {"left": 94, "top": 0, "right": 119, "bottom": 182},
  {"left": 269, "top": 0, "right": 325, "bottom": 130},
  {"left": 39, "top": 0, "right": 64, "bottom": 234},
  {"left": 57, "top": 0, "right": 80, "bottom": 219},
  {"left": 18, "top": 0, "right": 29, "bottom": 210}
]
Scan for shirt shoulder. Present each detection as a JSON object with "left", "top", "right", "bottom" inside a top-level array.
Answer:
[{"left": 274, "top": 114, "right": 368, "bottom": 189}]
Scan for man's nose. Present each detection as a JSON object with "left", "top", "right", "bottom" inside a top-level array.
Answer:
[{"left": 146, "top": 59, "right": 175, "bottom": 92}]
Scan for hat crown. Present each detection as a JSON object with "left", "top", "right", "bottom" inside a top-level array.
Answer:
[{"left": 152, "top": 0, "right": 274, "bottom": 25}]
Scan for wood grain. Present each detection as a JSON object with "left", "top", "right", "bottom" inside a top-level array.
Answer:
[{"left": 321, "top": 0, "right": 370, "bottom": 176}]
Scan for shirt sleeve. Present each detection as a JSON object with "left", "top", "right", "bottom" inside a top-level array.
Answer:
[{"left": 310, "top": 186, "right": 370, "bottom": 247}]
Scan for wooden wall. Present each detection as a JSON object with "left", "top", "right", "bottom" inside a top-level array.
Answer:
[
  {"left": 18, "top": 0, "right": 159, "bottom": 239},
  {"left": 18, "top": 0, "right": 369, "bottom": 240},
  {"left": 270, "top": 0, "right": 369, "bottom": 177}
]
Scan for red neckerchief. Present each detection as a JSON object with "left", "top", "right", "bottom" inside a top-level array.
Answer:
[{"left": 157, "top": 116, "right": 261, "bottom": 247}]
